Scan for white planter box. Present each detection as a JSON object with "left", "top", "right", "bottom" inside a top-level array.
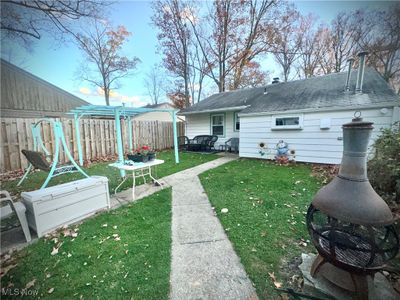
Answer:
[{"left": 21, "top": 176, "right": 110, "bottom": 237}]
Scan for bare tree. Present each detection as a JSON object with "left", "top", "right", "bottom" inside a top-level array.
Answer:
[
  {"left": 144, "top": 65, "right": 165, "bottom": 105},
  {"left": 187, "top": 0, "right": 276, "bottom": 92},
  {"left": 354, "top": 4, "right": 400, "bottom": 92},
  {"left": 297, "top": 15, "right": 328, "bottom": 78},
  {"left": 152, "top": 0, "right": 193, "bottom": 107},
  {"left": 75, "top": 20, "right": 140, "bottom": 106},
  {"left": 329, "top": 11, "right": 359, "bottom": 73},
  {"left": 187, "top": 0, "right": 237, "bottom": 92},
  {"left": 1, "top": 0, "right": 107, "bottom": 48},
  {"left": 230, "top": 0, "right": 276, "bottom": 89},
  {"left": 269, "top": 4, "right": 303, "bottom": 82},
  {"left": 189, "top": 42, "right": 208, "bottom": 103}
]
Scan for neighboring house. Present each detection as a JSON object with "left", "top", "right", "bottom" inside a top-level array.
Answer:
[
  {"left": 180, "top": 67, "right": 400, "bottom": 164},
  {"left": 135, "top": 102, "right": 185, "bottom": 122},
  {"left": 0, "top": 59, "right": 88, "bottom": 118}
]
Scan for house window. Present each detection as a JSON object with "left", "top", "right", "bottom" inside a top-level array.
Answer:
[
  {"left": 272, "top": 115, "right": 303, "bottom": 130},
  {"left": 234, "top": 112, "right": 240, "bottom": 131},
  {"left": 211, "top": 114, "right": 224, "bottom": 136}
]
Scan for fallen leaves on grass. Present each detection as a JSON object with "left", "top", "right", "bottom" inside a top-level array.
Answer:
[
  {"left": 268, "top": 272, "right": 283, "bottom": 288},
  {"left": 51, "top": 247, "right": 59, "bottom": 255},
  {"left": 311, "top": 164, "right": 339, "bottom": 184},
  {"left": 0, "top": 263, "right": 17, "bottom": 278},
  {"left": 25, "top": 279, "right": 36, "bottom": 288},
  {"left": 298, "top": 238, "right": 308, "bottom": 247},
  {"left": 63, "top": 228, "right": 78, "bottom": 238},
  {"left": 51, "top": 243, "right": 63, "bottom": 256},
  {"left": 0, "top": 169, "right": 25, "bottom": 182}
]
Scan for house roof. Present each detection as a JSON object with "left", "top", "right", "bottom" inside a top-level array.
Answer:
[
  {"left": 1, "top": 59, "right": 89, "bottom": 117},
  {"left": 180, "top": 68, "right": 399, "bottom": 115},
  {"left": 142, "top": 102, "right": 174, "bottom": 109}
]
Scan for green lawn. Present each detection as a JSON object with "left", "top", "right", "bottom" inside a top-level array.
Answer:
[
  {"left": 199, "top": 159, "right": 321, "bottom": 299},
  {"left": 1, "top": 188, "right": 172, "bottom": 300},
  {"left": 2, "top": 150, "right": 219, "bottom": 196}
]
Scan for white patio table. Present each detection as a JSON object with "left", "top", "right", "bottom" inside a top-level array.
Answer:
[{"left": 109, "top": 159, "right": 164, "bottom": 200}]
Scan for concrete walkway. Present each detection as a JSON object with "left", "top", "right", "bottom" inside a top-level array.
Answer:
[{"left": 169, "top": 175, "right": 257, "bottom": 300}]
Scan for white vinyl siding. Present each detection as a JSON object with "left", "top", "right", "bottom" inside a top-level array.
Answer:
[
  {"left": 186, "top": 111, "right": 239, "bottom": 147},
  {"left": 239, "top": 107, "right": 397, "bottom": 164}
]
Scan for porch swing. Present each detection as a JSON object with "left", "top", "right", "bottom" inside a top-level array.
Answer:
[{"left": 17, "top": 119, "right": 89, "bottom": 189}]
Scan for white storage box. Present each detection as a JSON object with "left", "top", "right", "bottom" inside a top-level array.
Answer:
[{"left": 21, "top": 176, "right": 110, "bottom": 237}]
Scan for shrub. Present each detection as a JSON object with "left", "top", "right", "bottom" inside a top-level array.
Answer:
[{"left": 368, "top": 122, "right": 400, "bottom": 203}]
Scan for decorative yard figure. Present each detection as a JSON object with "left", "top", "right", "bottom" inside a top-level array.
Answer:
[
  {"left": 275, "top": 140, "right": 289, "bottom": 164},
  {"left": 258, "top": 142, "right": 267, "bottom": 156}
]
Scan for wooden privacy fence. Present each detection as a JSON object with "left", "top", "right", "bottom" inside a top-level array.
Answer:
[{"left": 0, "top": 117, "right": 185, "bottom": 173}]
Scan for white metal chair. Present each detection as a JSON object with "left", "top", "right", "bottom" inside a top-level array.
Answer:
[{"left": 0, "top": 191, "right": 31, "bottom": 242}]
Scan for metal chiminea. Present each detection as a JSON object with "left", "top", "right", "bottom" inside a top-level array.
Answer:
[{"left": 306, "top": 112, "right": 399, "bottom": 299}]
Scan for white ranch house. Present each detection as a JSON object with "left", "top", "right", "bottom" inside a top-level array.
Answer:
[{"left": 180, "top": 67, "right": 400, "bottom": 164}]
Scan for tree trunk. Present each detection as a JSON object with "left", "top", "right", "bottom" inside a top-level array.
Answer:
[{"left": 105, "top": 92, "right": 110, "bottom": 106}]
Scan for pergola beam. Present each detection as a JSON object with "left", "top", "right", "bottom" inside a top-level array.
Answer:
[
  {"left": 68, "top": 104, "right": 180, "bottom": 177},
  {"left": 114, "top": 108, "right": 126, "bottom": 177}
]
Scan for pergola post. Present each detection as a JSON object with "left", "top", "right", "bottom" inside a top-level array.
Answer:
[
  {"left": 114, "top": 108, "right": 126, "bottom": 177},
  {"left": 74, "top": 113, "right": 84, "bottom": 166},
  {"left": 128, "top": 116, "right": 133, "bottom": 152},
  {"left": 172, "top": 111, "right": 179, "bottom": 163}
]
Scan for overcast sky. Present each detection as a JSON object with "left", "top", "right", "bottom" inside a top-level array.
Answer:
[{"left": 1, "top": 0, "right": 393, "bottom": 107}]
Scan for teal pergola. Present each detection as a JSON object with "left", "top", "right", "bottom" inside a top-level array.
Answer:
[{"left": 68, "top": 105, "right": 180, "bottom": 177}]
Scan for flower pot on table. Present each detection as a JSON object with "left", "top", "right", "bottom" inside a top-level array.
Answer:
[
  {"left": 148, "top": 152, "right": 156, "bottom": 161},
  {"left": 127, "top": 154, "right": 149, "bottom": 163}
]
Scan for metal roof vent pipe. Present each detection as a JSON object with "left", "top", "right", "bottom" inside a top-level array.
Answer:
[
  {"left": 272, "top": 77, "right": 280, "bottom": 84},
  {"left": 344, "top": 57, "right": 355, "bottom": 92},
  {"left": 355, "top": 51, "right": 368, "bottom": 93}
]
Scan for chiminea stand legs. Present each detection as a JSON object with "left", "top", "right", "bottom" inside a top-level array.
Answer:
[{"left": 310, "top": 254, "right": 371, "bottom": 300}]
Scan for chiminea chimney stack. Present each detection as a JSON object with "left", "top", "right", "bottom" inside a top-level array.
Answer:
[
  {"left": 344, "top": 58, "right": 355, "bottom": 92},
  {"left": 355, "top": 51, "right": 368, "bottom": 93}
]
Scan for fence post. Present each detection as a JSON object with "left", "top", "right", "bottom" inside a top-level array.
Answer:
[
  {"left": 172, "top": 111, "right": 179, "bottom": 163},
  {"left": 115, "top": 108, "right": 126, "bottom": 177},
  {"left": 128, "top": 116, "right": 133, "bottom": 152},
  {"left": 74, "top": 113, "right": 84, "bottom": 166}
]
